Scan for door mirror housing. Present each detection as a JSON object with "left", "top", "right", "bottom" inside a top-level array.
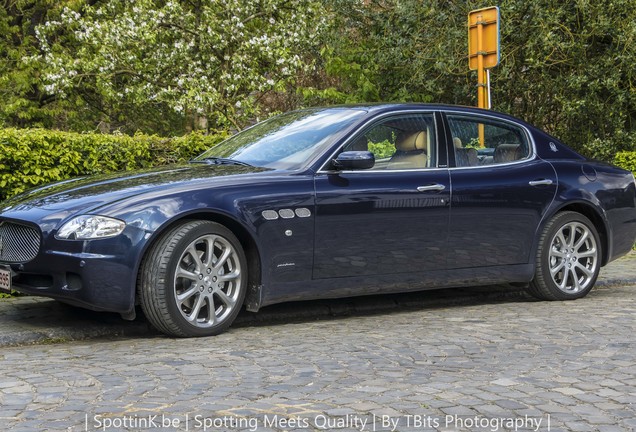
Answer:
[{"left": 332, "top": 151, "right": 375, "bottom": 170}]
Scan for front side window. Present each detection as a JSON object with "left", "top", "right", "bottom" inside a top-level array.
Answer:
[
  {"left": 447, "top": 115, "right": 531, "bottom": 167},
  {"left": 342, "top": 113, "right": 437, "bottom": 170}
]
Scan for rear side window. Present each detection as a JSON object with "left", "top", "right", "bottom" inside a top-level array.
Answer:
[{"left": 447, "top": 115, "right": 530, "bottom": 167}]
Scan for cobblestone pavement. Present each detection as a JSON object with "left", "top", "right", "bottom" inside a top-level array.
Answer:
[{"left": 0, "top": 253, "right": 635, "bottom": 431}]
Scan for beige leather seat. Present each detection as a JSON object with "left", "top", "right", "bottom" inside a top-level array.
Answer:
[
  {"left": 494, "top": 144, "right": 522, "bottom": 163},
  {"left": 387, "top": 131, "right": 427, "bottom": 169},
  {"left": 453, "top": 137, "right": 478, "bottom": 167}
]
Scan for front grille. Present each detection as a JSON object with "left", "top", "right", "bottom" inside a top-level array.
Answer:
[{"left": 0, "top": 221, "right": 41, "bottom": 263}]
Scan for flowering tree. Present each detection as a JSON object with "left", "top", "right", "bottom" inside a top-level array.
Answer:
[
  {"left": 37, "top": 0, "right": 326, "bottom": 130},
  {"left": 0, "top": 0, "right": 68, "bottom": 129}
]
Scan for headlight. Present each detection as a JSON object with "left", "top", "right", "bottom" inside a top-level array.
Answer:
[{"left": 56, "top": 215, "right": 126, "bottom": 240}]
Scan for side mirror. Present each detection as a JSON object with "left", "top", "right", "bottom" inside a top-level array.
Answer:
[{"left": 332, "top": 151, "right": 375, "bottom": 170}]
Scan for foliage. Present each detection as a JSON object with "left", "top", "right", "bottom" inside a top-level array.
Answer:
[
  {"left": 0, "top": 128, "right": 228, "bottom": 201},
  {"left": 0, "top": 1, "right": 63, "bottom": 129},
  {"left": 582, "top": 131, "right": 636, "bottom": 162},
  {"left": 0, "top": 0, "right": 184, "bottom": 135},
  {"left": 311, "top": 0, "right": 636, "bottom": 160},
  {"left": 304, "top": 0, "right": 469, "bottom": 105},
  {"left": 614, "top": 151, "right": 636, "bottom": 175},
  {"left": 36, "top": 0, "right": 327, "bottom": 131},
  {"left": 368, "top": 139, "right": 395, "bottom": 159},
  {"left": 2, "top": 0, "right": 636, "bottom": 162},
  {"left": 0, "top": 288, "right": 23, "bottom": 298},
  {"left": 491, "top": 0, "right": 636, "bottom": 160}
]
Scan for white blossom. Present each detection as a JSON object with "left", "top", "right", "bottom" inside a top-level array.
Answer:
[{"left": 36, "top": 0, "right": 327, "bottom": 127}]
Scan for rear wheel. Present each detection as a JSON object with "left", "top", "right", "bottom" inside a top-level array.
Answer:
[
  {"left": 528, "top": 211, "right": 601, "bottom": 300},
  {"left": 139, "top": 220, "right": 247, "bottom": 337}
]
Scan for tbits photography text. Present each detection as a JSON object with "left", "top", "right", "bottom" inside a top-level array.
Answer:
[{"left": 87, "top": 412, "right": 552, "bottom": 431}]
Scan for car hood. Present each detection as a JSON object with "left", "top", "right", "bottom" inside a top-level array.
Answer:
[{"left": 0, "top": 163, "right": 269, "bottom": 221}]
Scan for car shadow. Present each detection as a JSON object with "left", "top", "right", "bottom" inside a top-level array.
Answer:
[
  {"left": 5, "top": 282, "right": 622, "bottom": 344},
  {"left": 233, "top": 284, "right": 537, "bottom": 329}
]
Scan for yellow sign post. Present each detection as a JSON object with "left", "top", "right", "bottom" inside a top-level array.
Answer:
[
  {"left": 468, "top": 6, "right": 500, "bottom": 108},
  {"left": 468, "top": 6, "right": 500, "bottom": 145}
]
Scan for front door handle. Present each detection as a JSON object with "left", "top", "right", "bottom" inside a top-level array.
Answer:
[
  {"left": 417, "top": 184, "right": 446, "bottom": 192},
  {"left": 529, "top": 179, "right": 554, "bottom": 186}
]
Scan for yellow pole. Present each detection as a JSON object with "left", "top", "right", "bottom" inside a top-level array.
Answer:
[
  {"left": 477, "top": 14, "right": 485, "bottom": 147},
  {"left": 484, "top": 69, "right": 490, "bottom": 108},
  {"left": 477, "top": 14, "right": 485, "bottom": 109}
]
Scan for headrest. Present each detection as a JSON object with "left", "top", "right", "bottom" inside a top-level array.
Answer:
[
  {"left": 396, "top": 131, "right": 426, "bottom": 152},
  {"left": 494, "top": 144, "right": 522, "bottom": 163},
  {"left": 453, "top": 137, "right": 462, "bottom": 148}
]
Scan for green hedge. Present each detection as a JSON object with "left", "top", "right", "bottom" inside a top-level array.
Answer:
[
  {"left": 0, "top": 128, "right": 228, "bottom": 201},
  {"left": 615, "top": 151, "right": 636, "bottom": 175},
  {"left": 2, "top": 128, "right": 634, "bottom": 204}
]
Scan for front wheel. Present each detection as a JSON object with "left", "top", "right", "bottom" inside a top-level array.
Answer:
[
  {"left": 527, "top": 211, "right": 601, "bottom": 301},
  {"left": 139, "top": 220, "right": 247, "bottom": 337}
]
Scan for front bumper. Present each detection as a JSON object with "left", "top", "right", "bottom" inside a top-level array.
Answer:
[
  {"left": 11, "top": 252, "right": 134, "bottom": 313},
  {"left": 3, "top": 225, "right": 149, "bottom": 314}
]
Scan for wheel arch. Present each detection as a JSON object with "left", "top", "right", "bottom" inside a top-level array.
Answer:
[
  {"left": 134, "top": 210, "right": 263, "bottom": 312},
  {"left": 546, "top": 202, "right": 610, "bottom": 266}
]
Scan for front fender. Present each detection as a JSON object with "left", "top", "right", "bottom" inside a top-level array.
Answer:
[{"left": 101, "top": 178, "right": 316, "bottom": 314}]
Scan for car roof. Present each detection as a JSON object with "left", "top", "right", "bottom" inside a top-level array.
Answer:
[{"left": 317, "top": 103, "right": 534, "bottom": 127}]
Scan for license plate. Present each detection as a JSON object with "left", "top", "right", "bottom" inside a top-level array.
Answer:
[{"left": 0, "top": 266, "right": 11, "bottom": 293}]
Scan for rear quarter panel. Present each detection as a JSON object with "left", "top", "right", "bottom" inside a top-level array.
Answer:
[{"left": 546, "top": 159, "right": 636, "bottom": 263}]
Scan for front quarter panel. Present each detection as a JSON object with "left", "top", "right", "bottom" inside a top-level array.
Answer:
[{"left": 98, "top": 173, "right": 317, "bottom": 311}]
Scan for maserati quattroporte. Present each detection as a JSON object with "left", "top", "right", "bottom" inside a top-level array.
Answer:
[{"left": 1, "top": 104, "right": 635, "bottom": 336}]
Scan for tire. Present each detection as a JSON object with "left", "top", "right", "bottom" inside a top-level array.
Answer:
[
  {"left": 527, "top": 211, "right": 601, "bottom": 301},
  {"left": 139, "top": 220, "right": 247, "bottom": 337}
]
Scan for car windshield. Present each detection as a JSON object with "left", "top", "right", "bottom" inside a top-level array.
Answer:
[{"left": 193, "top": 108, "right": 367, "bottom": 169}]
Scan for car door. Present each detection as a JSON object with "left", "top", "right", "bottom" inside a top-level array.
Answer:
[
  {"left": 313, "top": 112, "right": 450, "bottom": 279},
  {"left": 444, "top": 113, "right": 557, "bottom": 269}
]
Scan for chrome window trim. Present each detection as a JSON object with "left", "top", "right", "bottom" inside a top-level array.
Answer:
[
  {"left": 316, "top": 110, "right": 440, "bottom": 174},
  {"left": 443, "top": 110, "right": 537, "bottom": 170},
  {"left": 447, "top": 154, "right": 538, "bottom": 171},
  {"left": 320, "top": 167, "right": 447, "bottom": 175},
  {"left": 316, "top": 108, "right": 539, "bottom": 175}
]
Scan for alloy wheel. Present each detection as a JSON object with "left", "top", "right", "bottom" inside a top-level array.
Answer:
[
  {"left": 548, "top": 221, "right": 598, "bottom": 294},
  {"left": 173, "top": 234, "right": 242, "bottom": 328}
]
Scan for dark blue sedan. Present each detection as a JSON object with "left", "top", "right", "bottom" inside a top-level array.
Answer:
[{"left": 1, "top": 104, "right": 635, "bottom": 337}]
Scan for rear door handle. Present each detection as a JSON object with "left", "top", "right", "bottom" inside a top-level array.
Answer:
[
  {"left": 529, "top": 179, "right": 553, "bottom": 186},
  {"left": 417, "top": 184, "right": 446, "bottom": 192}
]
